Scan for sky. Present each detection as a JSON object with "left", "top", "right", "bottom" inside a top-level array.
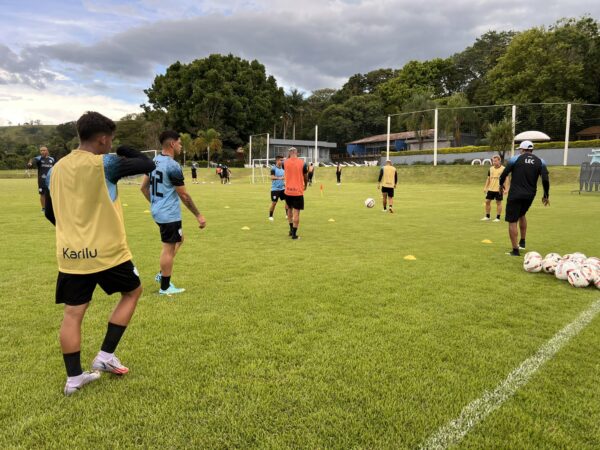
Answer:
[{"left": 0, "top": 0, "right": 599, "bottom": 125}]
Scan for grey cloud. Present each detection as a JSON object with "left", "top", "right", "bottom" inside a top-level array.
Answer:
[
  {"left": 0, "top": 44, "right": 57, "bottom": 89},
  {"left": 11, "top": 1, "right": 600, "bottom": 92}
]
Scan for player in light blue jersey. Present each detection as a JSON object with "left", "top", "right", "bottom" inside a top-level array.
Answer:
[
  {"left": 141, "top": 130, "right": 206, "bottom": 295},
  {"left": 268, "top": 155, "right": 287, "bottom": 221}
]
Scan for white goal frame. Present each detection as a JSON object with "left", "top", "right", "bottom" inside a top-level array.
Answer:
[{"left": 251, "top": 156, "right": 307, "bottom": 184}]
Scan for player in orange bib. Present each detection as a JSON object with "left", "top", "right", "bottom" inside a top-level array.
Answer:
[{"left": 284, "top": 147, "right": 308, "bottom": 239}]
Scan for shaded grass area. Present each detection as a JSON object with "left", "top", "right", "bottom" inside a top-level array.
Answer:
[{"left": 0, "top": 176, "right": 598, "bottom": 448}]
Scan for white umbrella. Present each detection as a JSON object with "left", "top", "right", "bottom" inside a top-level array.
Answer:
[{"left": 514, "top": 130, "right": 551, "bottom": 141}]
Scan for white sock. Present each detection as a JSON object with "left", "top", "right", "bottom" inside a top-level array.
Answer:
[
  {"left": 67, "top": 373, "right": 84, "bottom": 386},
  {"left": 97, "top": 350, "right": 113, "bottom": 361}
]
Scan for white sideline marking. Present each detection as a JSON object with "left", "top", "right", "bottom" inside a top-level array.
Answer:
[{"left": 421, "top": 298, "right": 600, "bottom": 450}]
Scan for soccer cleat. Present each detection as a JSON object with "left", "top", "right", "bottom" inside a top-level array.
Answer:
[
  {"left": 382, "top": 209, "right": 387, "bottom": 212},
  {"left": 389, "top": 208, "right": 394, "bottom": 214},
  {"left": 292, "top": 235, "right": 300, "bottom": 240},
  {"left": 480, "top": 216, "right": 491, "bottom": 221},
  {"left": 92, "top": 354, "right": 129, "bottom": 375},
  {"left": 154, "top": 272, "right": 162, "bottom": 283},
  {"left": 268, "top": 217, "right": 274, "bottom": 221},
  {"left": 493, "top": 218, "right": 501, "bottom": 222},
  {"left": 159, "top": 284, "right": 185, "bottom": 295},
  {"left": 64, "top": 371, "right": 101, "bottom": 396},
  {"left": 505, "top": 250, "right": 521, "bottom": 256}
]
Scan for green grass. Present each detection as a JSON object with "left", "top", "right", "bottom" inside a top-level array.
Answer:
[{"left": 0, "top": 167, "right": 599, "bottom": 449}]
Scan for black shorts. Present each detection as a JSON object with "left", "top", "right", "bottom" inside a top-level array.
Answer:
[
  {"left": 158, "top": 221, "right": 183, "bottom": 243},
  {"left": 505, "top": 197, "right": 534, "bottom": 223},
  {"left": 308, "top": 173, "right": 314, "bottom": 180},
  {"left": 191, "top": 170, "right": 197, "bottom": 178},
  {"left": 485, "top": 191, "right": 503, "bottom": 201},
  {"left": 38, "top": 185, "right": 48, "bottom": 195},
  {"left": 271, "top": 190, "right": 286, "bottom": 202},
  {"left": 56, "top": 260, "right": 141, "bottom": 306},
  {"left": 285, "top": 195, "right": 304, "bottom": 210},
  {"left": 381, "top": 186, "right": 395, "bottom": 198}
]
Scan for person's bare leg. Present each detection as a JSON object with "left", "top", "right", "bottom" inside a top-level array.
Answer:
[
  {"left": 382, "top": 193, "right": 388, "bottom": 210},
  {"left": 291, "top": 208, "right": 300, "bottom": 238},
  {"left": 109, "top": 285, "right": 143, "bottom": 326},
  {"left": 509, "top": 222, "right": 519, "bottom": 250},
  {"left": 485, "top": 199, "right": 491, "bottom": 216},
  {"left": 160, "top": 243, "right": 177, "bottom": 277},
  {"left": 60, "top": 303, "right": 89, "bottom": 354},
  {"left": 388, "top": 195, "right": 394, "bottom": 212},
  {"left": 518, "top": 215, "right": 527, "bottom": 248},
  {"left": 496, "top": 200, "right": 502, "bottom": 218},
  {"left": 40, "top": 194, "right": 46, "bottom": 209}
]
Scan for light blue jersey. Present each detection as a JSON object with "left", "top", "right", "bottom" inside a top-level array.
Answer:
[
  {"left": 271, "top": 165, "right": 285, "bottom": 191},
  {"left": 149, "top": 154, "right": 185, "bottom": 223}
]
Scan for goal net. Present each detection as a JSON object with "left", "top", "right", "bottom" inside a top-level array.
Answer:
[{"left": 251, "top": 156, "right": 307, "bottom": 184}]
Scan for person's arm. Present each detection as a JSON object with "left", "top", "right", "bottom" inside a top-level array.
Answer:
[
  {"left": 44, "top": 173, "right": 55, "bottom": 225},
  {"left": 483, "top": 170, "right": 490, "bottom": 192},
  {"left": 499, "top": 159, "right": 515, "bottom": 193},
  {"left": 140, "top": 175, "right": 151, "bottom": 202},
  {"left": 377, "top": 168, "right": 383, "bottom": 188},
  {"left": 112, "top": 146, "right": 156, "bottom": 180},
  {"left": 303, "top": 164, "right": 308, "bottom": 190},
  {"left": 175, "top": 186, "right": 206, "bottom": 228},
  {"left": 394, "top": 171, "right": 398, "bottom": 188},
  {"left": 270, "top": 168, "right": 281, "bottom": 181},
  {"left": 541, "top": 162, "right": 550, "bottom": 205}
]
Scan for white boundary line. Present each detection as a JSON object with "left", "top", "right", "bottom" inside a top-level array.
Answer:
[{"left": 420, "top": 298, "right": 600, "bottom": 450}]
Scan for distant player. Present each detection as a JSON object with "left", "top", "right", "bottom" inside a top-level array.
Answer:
[
  {"left": 284, "top": 147, "right": 308, "bottom": 239},
  {"left": 222, "top": 165, "right": 231, "bottom": 184},
  {"left": 377, "top": 160, "right": 397, "bottom": 213},
  {"left": 336, "top": 162, "right": 342, "bottom": 185},
  {"left": 141, "top": 130, "right": 206, "bottom": 294},
  {"left": 499, "top": 140, "right": 550, "bottom": 256},
  {"left": 269, "top": 155, "right": 286, "bottom": 221},
  {"left": 28, "top": 146, "right": 55, "bottom": 211},
  {"left": 44, "top": 111, "right": 155, "bottom": 395},
  {"left": 307, "top": 163, "right": 315, "bottom": 186},
  {"left": 481, "top": 155, "right": 508, "bottom": 222},
  {"left": 191, "top": 161, "right": 198, "bottom": 184}
]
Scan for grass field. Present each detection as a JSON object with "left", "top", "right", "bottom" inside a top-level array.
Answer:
[{"left": 1, "top": 166, "right": 599, "bottom": 449}]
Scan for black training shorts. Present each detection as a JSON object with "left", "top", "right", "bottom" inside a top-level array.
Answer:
[
  {"left": 485, "top": 191, "right": 503, "bottom": 201},
  {"left": 38, "top": 186, "right": 48, "bottom": 195},
  {"left": 158, "top": 221, "right": 183, "bottom": 243},
  {"left": 56, "top": 260, "right": 141, "bottom": 306},
  {"left": 285, "top": 195, "right": 304, "bottom": 210},
  {"left": 381, "top": 186, "right": 395, "bottom": 198},
  {"left": 271, "top": 190, "right": 286, "bottom": 202},
  {"left": 505, "top": 197, "right": 534, "bottom": 223}
]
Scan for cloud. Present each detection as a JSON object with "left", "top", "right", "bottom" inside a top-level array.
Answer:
[
  {"left": 0, "top": 84, "right": 140, "bottom": 125},
  {"left": 1, "top": 0, "right": 599, "bottom": 107}
]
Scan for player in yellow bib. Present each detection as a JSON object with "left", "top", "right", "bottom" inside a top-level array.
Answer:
[
  {"left": 45, "top": 112, "right": 155, "bottom": 395},
  {"left": 481, "top": 155, "right": 509, "bottom": 222},
  {"left": 377, "top": 160, "right": 397, "bottom": 213}
]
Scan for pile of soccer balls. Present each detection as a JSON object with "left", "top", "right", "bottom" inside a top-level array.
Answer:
[{"left": 523, "top": 252, "right": 600, "bottom": 289}]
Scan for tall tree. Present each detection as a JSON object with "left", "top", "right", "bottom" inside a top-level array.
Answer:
[
  {"left": 399, "top": 92, "right": 437, "bottom": 150},
  {"left": 143, "top": 54, "right": 285, "bottom": 149},
  {"left": 486, "top": 118, "right": 514, "bottom": 162}
]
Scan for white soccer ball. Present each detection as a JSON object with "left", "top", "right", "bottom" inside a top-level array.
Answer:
[
  {"left": 580, "top": 264, "right": 598, "bottom": 284},
  {"left": 567, "top": 269, "right": 590, "bottom": 288},
  {"left": 523, "top": 252, "right": 543, "bottom": 273},
  {"left": 594, "top": 271, "right": 600, "bottom": 290},
  {"left": 584, "top": 257, "right": 600, "bottom": 271},
  {"left": 364, "top": 198, "right": 375, "bottom": 208},
  {"left": 555, "top": 259, "right": 578, "bottom": 280},
  {"left": 571, "top": 252, "right": 587, "bottom": 260},
  {"left": 570, "top": 255, "right": 587, "bottom": 266},
  {"left": 542, "top": 253, "right": 562, "bottom": 274}
]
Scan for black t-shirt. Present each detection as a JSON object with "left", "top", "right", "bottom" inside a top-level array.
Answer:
[
  {"left": 34, "top": 156, "right": 55, "bottom": 186},
  {"left": 500, "top": 153, "right": 549, "bottom": 200}
]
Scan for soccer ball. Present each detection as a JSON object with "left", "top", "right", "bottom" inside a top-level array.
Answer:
[
  {"left": 594, "top": 271, "right": 600, "bottom": 290},
  {"left": 364, "top": 198, "right": 375, "bottom": 208},
  {"left": 567, "top": 269, "right": 590, "bottom": 288},
  {"left": 523, "top": 252, "right": 543, "bottom": 273},
  {"left": 542, "top": 253, "right": 562, "bottom": 274},
  {"left": 584, "top": 257, "right": 600, "bottom": 271},
  {"left": 580, "top": 264, "right": 598, "bottom": 284},
  {"left": 555, "top": 259, "right": 578, "bottom": 280},
  {"left": 569, "top": 254, "right": 587, "bottom": 265}
]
